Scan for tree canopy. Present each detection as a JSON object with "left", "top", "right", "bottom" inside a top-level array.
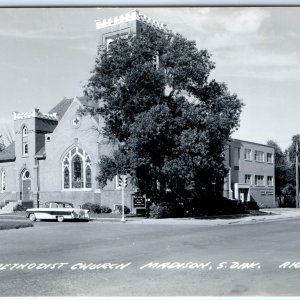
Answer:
[
  {"left": 267, "top": 140, "right": 290, "bottom": 204},
  {"left": 267, "top": 135, "right": 300, "bottom": 207},
  {"left": 83, "top": 27, "right": 243, "bottom": 201},
  {"left": 0, "top": 135, "right": 5, "bottom": 152},
  {"left": 0, "top": 127, "right": 14, "bottom": 151}
]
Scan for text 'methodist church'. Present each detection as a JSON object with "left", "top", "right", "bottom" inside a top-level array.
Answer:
[{"left": 0, "top": 10, "right": 276, "bottom": 211}]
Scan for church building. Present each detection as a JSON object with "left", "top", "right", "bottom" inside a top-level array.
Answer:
[
  {"left": 0, "top": 10, "right": 166, "bottom": 211},
  {"left": 0, "top": 97, "right": 136, "bottom": 210}
]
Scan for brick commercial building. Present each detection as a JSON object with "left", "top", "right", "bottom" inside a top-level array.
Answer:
[{"left": 223, "top": 139, "right": 276, "bottom": 208}]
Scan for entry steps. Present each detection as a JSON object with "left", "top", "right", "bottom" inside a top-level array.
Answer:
[{"left": 0, "top": 201, "right": 15, "bottom": 213}]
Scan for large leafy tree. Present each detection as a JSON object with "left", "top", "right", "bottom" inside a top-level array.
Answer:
[
  {"left": 280, "top": 134, "right": 300, "bottom": 207},
  {"left": 0, "top": 135, "right": 5, "bottom": 152},
  {"left": 0, "top": 127, "right": 14, "bottom": 151},
  {"left": 267, "top": 140, "right": 289, "bottom": 205},
  {"left": 83, "top": 28, "right": 243, "bottom": 201}
]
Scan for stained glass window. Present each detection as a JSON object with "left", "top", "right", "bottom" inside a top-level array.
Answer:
[
  {"left": 62, "top": 147, "right": 92, "bottom": 190},
  {"left": 64, "top": 168, "right": 70, "bottom": 189}
]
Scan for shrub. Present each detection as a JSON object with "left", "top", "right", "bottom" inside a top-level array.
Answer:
[
  {"left": 149, "top": 202, "right": 184, "bottom": 219},
  {"left": 13, "top": 204, "right": 26, "bottom": 211},
  {"left": 91, "top": 204, "right": 102, "bottom": 213},
  {"left": 185, "top": 197, "right": 245, "bottom": 215},
  {"left": 82, "top": 202, "right": 94, "bottom": 211},
  {"left": 116, "top": 205, "right": 130, "bottom": 214},
  {"left": 242, "top": 201, "right": 259, "bottom": 211},
  {"left": 100, "top": 206, "right": 112, "bottom": 213},
  {"left": 82, "top": 202, "right": 101, "bottom": 213},
  {"left": 82, "top": 203, "right": 113, "bottom": 214}
]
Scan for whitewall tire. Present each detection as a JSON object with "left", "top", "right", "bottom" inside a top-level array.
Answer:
[
  {"left": 29, "top": 213, "right": 36, "bottom": 222},
  {"left": 57, "top": 216, "right": 64, "bottom": 222}
]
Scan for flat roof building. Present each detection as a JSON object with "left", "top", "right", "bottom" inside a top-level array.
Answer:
[{"left": 224, "top": 139, "right": 275, "bottom": 208}]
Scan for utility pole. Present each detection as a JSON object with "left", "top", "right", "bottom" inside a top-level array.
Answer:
[{"left": 296, "top": 141, "right": 299, "bottom": 208}]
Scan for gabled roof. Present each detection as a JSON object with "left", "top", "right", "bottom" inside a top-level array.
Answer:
[
  {"left": 48, "top": 96, "right": 99, "bottom": 123},
  {"left": 48, "top": 98, "right": 73, "bottom": 121},
  {"left": 0, "top": 142, "right": 16, "bottom": 162}
]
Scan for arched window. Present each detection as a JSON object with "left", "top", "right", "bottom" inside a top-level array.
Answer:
[
  {"left": 62, "top": 147, "right": 92, "bottom": 190},
  {"left": 1, "top": 171, "right": 5, "bottom": 192},
  {"left": 22, "top": 125, "right": 28, "bottom": 156},
  {"left": 22, "top": 170, "right": 30, "bottom": 180},
  {"left": 72, "top": 154, "right": 83, "bottom": 188},
  {"left": 22, "top": 126, "right": 28, "bottom": 137}
]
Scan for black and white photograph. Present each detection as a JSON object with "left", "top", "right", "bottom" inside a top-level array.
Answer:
[{"left": 1, "top": 3, "right": 300, "bottom": 297}]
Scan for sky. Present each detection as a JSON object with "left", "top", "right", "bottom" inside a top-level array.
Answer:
[{"left": 0, "top": 7, "right": 299, "bottom": 150}]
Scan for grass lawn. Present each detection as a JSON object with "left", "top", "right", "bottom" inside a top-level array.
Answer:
[
  {"left": 0, "top": 220, "right": 33, "bottom": 230},
  {"left": 0, "top": 211, "right": 33, "bottom": 230}
]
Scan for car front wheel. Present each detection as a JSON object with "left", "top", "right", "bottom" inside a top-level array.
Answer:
[
  {"left": 57, "top": 216, "right": 64, "bottom": 222},
  {"left": 29, "top": 213, "right": 36, "bottom": 222}
]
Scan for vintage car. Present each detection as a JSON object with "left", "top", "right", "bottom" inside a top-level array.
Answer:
[{"left": 26, "top": 201, "right": 90, "bottom": 222}]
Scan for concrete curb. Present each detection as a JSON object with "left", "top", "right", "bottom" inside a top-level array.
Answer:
[{"left": 2, "top": 209, "right": 300, "bottom": 226}]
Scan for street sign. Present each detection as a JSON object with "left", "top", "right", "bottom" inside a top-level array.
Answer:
[{"left": 133, "top": 196, "right": 146, "bottom": 208}]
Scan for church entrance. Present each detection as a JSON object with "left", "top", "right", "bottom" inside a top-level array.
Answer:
[{"left": 21, "top": 170, "right": 31, "bottom": 201}]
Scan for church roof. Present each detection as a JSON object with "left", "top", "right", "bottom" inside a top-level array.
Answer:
[
  {"left": 48, "top": 98, "right": 73, "bottom": 120},
  {"left": 0, "top": 142, "right": 16, "bottom": 162},
  {"left": 48, "top": 96, "right": 99, "bottom": 123}
]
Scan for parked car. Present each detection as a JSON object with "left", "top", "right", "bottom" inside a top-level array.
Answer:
[{"left": 26, "top": 201, "right": 90, "bottom": 222}]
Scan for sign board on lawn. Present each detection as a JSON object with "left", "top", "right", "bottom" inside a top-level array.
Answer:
[{"left": 133, "top": 196, "right": 146, "bottom": 208}]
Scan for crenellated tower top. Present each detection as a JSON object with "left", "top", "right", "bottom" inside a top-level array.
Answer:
[
  {"left": 95, "top": 9, "right": 171, "bottom": 33},
  {"left": 13, "top": 109, "right": 58, "bottom": 121}
]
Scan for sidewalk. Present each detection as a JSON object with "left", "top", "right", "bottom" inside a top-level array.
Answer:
[
  {"left": 2, "top": 208, "right": 300, "bottom": 226},
  {"left": 92, "top": 208, "right": 300, "bottom": 226}
]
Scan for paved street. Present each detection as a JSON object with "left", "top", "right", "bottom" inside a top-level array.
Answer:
[{"left": 1, "top": 218, "right": 300, "bottom": 296}]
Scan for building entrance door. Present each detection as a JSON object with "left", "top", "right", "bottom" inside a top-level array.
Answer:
[
  {"left": 21, "top": 170, "right": 31, "bottom": 201},
  {"left": 239, "top": 188, "right": 249, "bottom": 202}
]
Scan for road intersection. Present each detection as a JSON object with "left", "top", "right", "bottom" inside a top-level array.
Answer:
[{"left": 1, "top": 210, "right": 300, "bottom": 296}]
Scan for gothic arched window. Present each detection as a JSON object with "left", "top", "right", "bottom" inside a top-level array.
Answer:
[
  {"left": 62, "top": 147, "right": 92, "bottom": 190},
  {"left": 22, "top": 126, "right": 28, "bottom": 136}
]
